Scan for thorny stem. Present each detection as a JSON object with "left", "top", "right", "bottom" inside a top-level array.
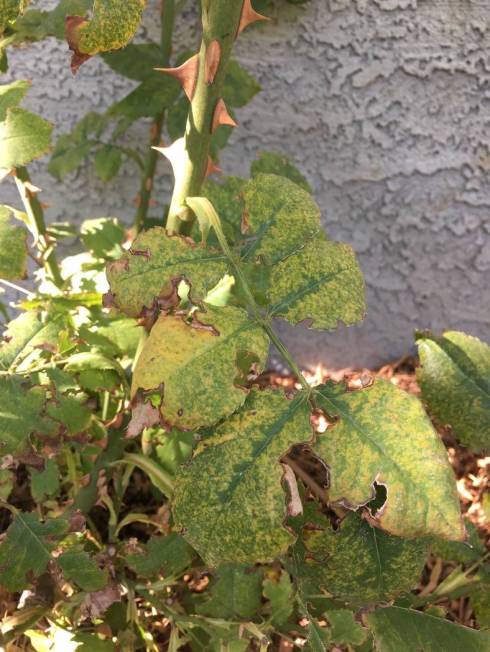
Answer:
[
  {"left": 134, "top": 0, "right": 176, "bottom": 232},
  {"left": 166, "top": 0, "right": 245, "bottom": 233},
  {"left": 14, "top": 167, "right": 64, "bottom": 289}
]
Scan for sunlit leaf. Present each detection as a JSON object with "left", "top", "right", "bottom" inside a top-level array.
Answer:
[
  {"left": 0, "top": 204, "right": 27, "bottom": 280},
  {"left": 0, "top": 79, "right": 30, "bottom": 120},
  {"left": 0, "top": 0, "right": 28, "bottom": 33},
  {"left": 251, "top": 151, "right": 311, "bottom": 193},
  {"left": 0, "top": 107, "right": 52, "bottom": 168},
  {"left": 0, "top": 311, "right": 62, "bottom": 372},
  {"left": 80, "top": 217, "right": 125, "bottom": 260}
]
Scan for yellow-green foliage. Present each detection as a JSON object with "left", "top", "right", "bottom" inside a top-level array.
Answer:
[
  {"left": 75, "top": 0, "right": 146, "bottom": 55},
  {"left": 0, "top": 0, "right": 28, "bottom": 32}
]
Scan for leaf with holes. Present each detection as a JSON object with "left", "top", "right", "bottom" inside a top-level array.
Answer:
[
  {"left": 0, "top": 512, "right": 69, "bottom": 591},
  {"left": 269, "top": 237, "right": 366, "bottom": 330},
  {"left": 106, "top": 227, "right": 228, "bottom": 317},
  {"left": 0, "top": 107, "right": 52, "bottom": 168},
  {"left": 241, "top": 174, "right": 321, "bottom": 264},
  {"left": 130, "top": 305, "right": 269, "bottom": 430},
  {"left": 0, "top": 205, "right": 27, "bottom": 280},
  {"left": 364, "top": 606, "right": 490, "bottom": 651},
  {"left": 293, "top": 511, "right": 427, "bottom": 608},
  {"left": 172, "top": 389, "right": 312, "bottom": 566},
  {"left": 313, "top": 380, "right": 464, "bottom": 541},
  {"left": 416, "top": 331, "right": 490, "bottom": 453}
]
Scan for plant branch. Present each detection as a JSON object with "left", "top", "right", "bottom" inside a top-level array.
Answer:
[
  {"left": 13, "top": 167, "right": 64, "bottom": 289},
  {"left": 165, "top": 0, "right": 247, "bottom": 234}
]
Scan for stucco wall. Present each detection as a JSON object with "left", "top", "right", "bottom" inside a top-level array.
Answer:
[{"left": 2, "top": 0, "right": 489, "bottom": 369}]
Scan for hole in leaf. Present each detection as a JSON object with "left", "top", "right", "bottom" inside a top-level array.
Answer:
[{"left": 367, "top": 481, "right": 387, "bottom": 516}]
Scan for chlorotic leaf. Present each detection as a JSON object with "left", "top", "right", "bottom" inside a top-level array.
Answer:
[
  {"left": 0, "top": 205, "right": 27, "bottom": 280},
  {"left": 416, "top": 331, "right": 490, "bottom": 453},
  {"left": 58, "top": 550, "right": 108, "bottom": 591},
  {"left": 263, "top": 570, "right": 294, "bottom": 627},
  {"left": 0, "top": 512, "right": 69, "bottom": 591},
  {"left": 172, "top": 389, "right": 313, "bottom": 566},
  {"left": 314, "top": 380, "right": 465, "bottom": 541},
  {"left": 130, "top": 305, "right": 269, "bottom": 430},
  {"left": 0, "top": 0, "right": 29, "bottom": 33},
  {"left": 325, "top": 609, "right": 368, "bottom": 646},
  {"left": 197, "top": 563, "right": 263, "bottom": 619},
  {"left": 0, "top": 80, "right": 31, "bottom": 120},
  {"left": 241, "top": 174, "right": 321, "bottom": 264},
  {"left": 269, "top": 237, "right": 366, "bottom": 330},
  {"left": 127, "top": 533, "right": 195, "bottom": 578},
  {"left": 251, "top": 151, "right": 311, "bottom": 193},
  {"left": 106, "top": 227, "right": 228, "bottom": 317},
  {"left": 364, "top": 606, "right": 490, "bottom": 651},
  {"left": 0, "top": 107, "right": 52, "bottom": 168},
  {"left": 66, "top": 0, "right": 146, "bottom": 72},
  {"left": 293, "top": 511, "right": 427, "bottom": 608}
]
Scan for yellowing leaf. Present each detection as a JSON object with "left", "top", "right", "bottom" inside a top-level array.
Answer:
[
  {"left": 0, "top": 0, "right": 28, "bottom": 33},
  {"left": 131, "top": 305, "right": 269, "bottom": 430},
  {"left": 0, "top": 107, "right": 52, "bottom": 168},
  {"left": 313, "top": 380, "right": 464, "bottom": 541},
  {"left": 269, "top": 237, "right": 366, "bottom": 330},
  {"left": 106, "top": 227, "right": 228, "bottom": 317},
  {"left": 172, "top": 389, "right": 313, "bottom": 566},
  {"left": 416, "top": 331, "right": 490, "bottom": 453}
]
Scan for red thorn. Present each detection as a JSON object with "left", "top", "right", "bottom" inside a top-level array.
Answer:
[
  {"left": 205, "top": 157, "right": 222, "bottom": 177},
  {"left": 237, "top": 0, "right": 270, "bottom": 36},
  {"left": 205, "top": 40, "right": 221, "bottom": 84},
  {"left": 156, "top": 54, "right": 200, "bottom": 101},
  {"left": 211, "top": 99, "right": 238, "bottom": 133}
]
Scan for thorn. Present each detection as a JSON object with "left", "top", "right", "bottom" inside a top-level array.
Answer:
[
  {"left": 237, "top": 0, "right": 269, "bottom": 36},
  {"left": 211, "top": 98, "right": 237, "bottom": 133},
  {"left": 205, "top": 40, "right": 221, "bottom": 84},
  {"left": 154, "top": 138, "right": 187, "bottom": 184},
  {"left": 205, "top": 157, "right": 222, "bottom": 177},
  {"left": 155, "top": 54, "right": 200, "bottom": 101}
]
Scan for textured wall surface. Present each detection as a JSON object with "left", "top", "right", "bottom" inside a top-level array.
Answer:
[{"left": 2, "top": 0, "right": 489, "bottom": 369}]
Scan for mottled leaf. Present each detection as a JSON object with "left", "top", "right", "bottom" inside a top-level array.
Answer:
[
  {"left": 131, "top": 305, "right": 269, "bottom": 430},
  {"left": 173, "top": 389, "right": 312, "bottom": 566},
  {"left": 269, "top": 237, "right": 366, "bottom": 330},
  {"left": 263, "top": 570, "right": 294, "bottom": 627},
  {"left": 106, "top": 227, "right": 228, "bottom": 317},
  {"left": 325, "top": 609, "right": 368, "bottom": 646},
  {"left": 197, "top": 563, "right": 263, "bottom": 619},
  {"left": 0, "top": 79, "right": 30, "bottom": 120},
  {"left": 127, "top": 533, "right": 195, "bottom": 578},
  {"left": 201, "top": 176, "right": 247, "bottom": 246},
  {"left": 314, "top": 380, "right": 464, "bottom": 541},
  {"left": 58, "top": 550, "right": 108, "bottom": 591},
  {"left": 0, "top": 512, "right": 68, "bottom": 591},
  {"left": 0, "top": 0, "right": 28, "bottom": 32},
  {"left": 0, "top": 107, "right": 52, "bottom": 168},
  {"left": 251, "top": 151, "right": 311, "bottom": 193},
  {"left": 241, "top": 174, "right": 321, "bottom": 264},
  {"left": 364, "top": 606, "right": 490, "bottom": 651},
  {"left": 416, "top": 331, "right": 490, "bottom": 453},
  {"left": 294, "top": 511, "right": 427, "bottom": 607},
  {"left": 0, "top": 204, "right": 27, "bottom": 280}
]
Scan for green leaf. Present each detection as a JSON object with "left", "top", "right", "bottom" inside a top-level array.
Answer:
[
  {"left": 94, "top": 144, "right": 122, "bottom": 181},
  {"left": 0, "top": 512, "right": 68, "bottom": 591},
  {"left": 0, "top": 376, "right": 56, "bottom": 457},
  {"left": 416, "top": 331, "right": 490, "bottom": 453},
  {"left": 106, "top": 227, "right": 228, "bottom": 317},
  {"left": 81, "top": 217, "right": 125, "bottom": 260},
  {"left": 197, "top": 563, "right": 263, "bottom": 619},
  {"left": 108, "top": 76, "right": 180, "bottom": 122},
  {"left": 30, "top": 459, "right": 59, "bottom": 501},
  {"left": 0, "top": 468, "right": 13, "bottom": 499},
  {"left": 46, "top": 392, "right": 92, "bottom": 435},
  {"left": 58, "top": 550, "right": 108, "bottom": 591},
  {"left": 269, "top": 237, "right": 366, "bottom": 330},
  {"left": 314, "top": 380, "right": 465, "bottom": 541},
  {"left": 0, "top": 107, "right": 52, "bottom": 168},
  {"left": 102, "top": 43, "right": 164, "bottom": 81},
  {"left": 131, "top": 304, "right": 268, "bottom": 430},
  {"left": 430, "top": 521, "right": 485, "bottom": 564},
  {"left": 66, "top": 0, "right": 146, "bottom": 57},
  {"left": 364, "top": 606, "right": 490, "bottom": 651},
  {"left": 153, "top": 428, "right": 194, "bottom": 476},
  {"left": 201, "top": 176, "right": 247, "bottom": 246},
  {"left": 0, "top": 79, "right": 30, "bottom": 120},
  {"left": 0, "top": 0, "right": 28, "bottom": 32},
  {"left": 294, "top": 511, "right": 427, "bottom": 608},
  {"left": 173, "top": 389, "right": 312, "bottom": 566},
  {"left": 304, "top": 618, "right": 330, "bottom": 652},
  {"left": 48, "top": 134, "right": 92, "bottom": 179},
  {"left": 251, "top": 151, "right": 311, "bottom": 193},
  {"left": 127, "top": 533, "right": 195, "bottom": 578},
  {"left": 263, "top": 570, "right": 294, "bottom": 627},
  {"left": 97, "top": 317, "right": 143, "bottom": 358},
  {"left": 325, "top": 609, "right": 368, "bottom": 646},
  {"left": 0, "top": 204, "right": 27, "bottom": 280},
  {"left": 14, "top": 0, "right": 92, "bottom": 40},
  {"left": 0, "top": 311, "right": 59, "bottom": 371},
  {"left": 472, "top": 578, "right": 490, "bottom": 630},
  {"left": 241, "top": 174, "right": 321, "bottom": 264},
  {"left": 223, "top": 59, "right": 261, "bottom": 108}
]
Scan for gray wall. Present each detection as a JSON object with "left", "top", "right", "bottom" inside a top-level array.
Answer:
[{"left": 2, "top": 0, "right": 489, "bottom": 369}]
